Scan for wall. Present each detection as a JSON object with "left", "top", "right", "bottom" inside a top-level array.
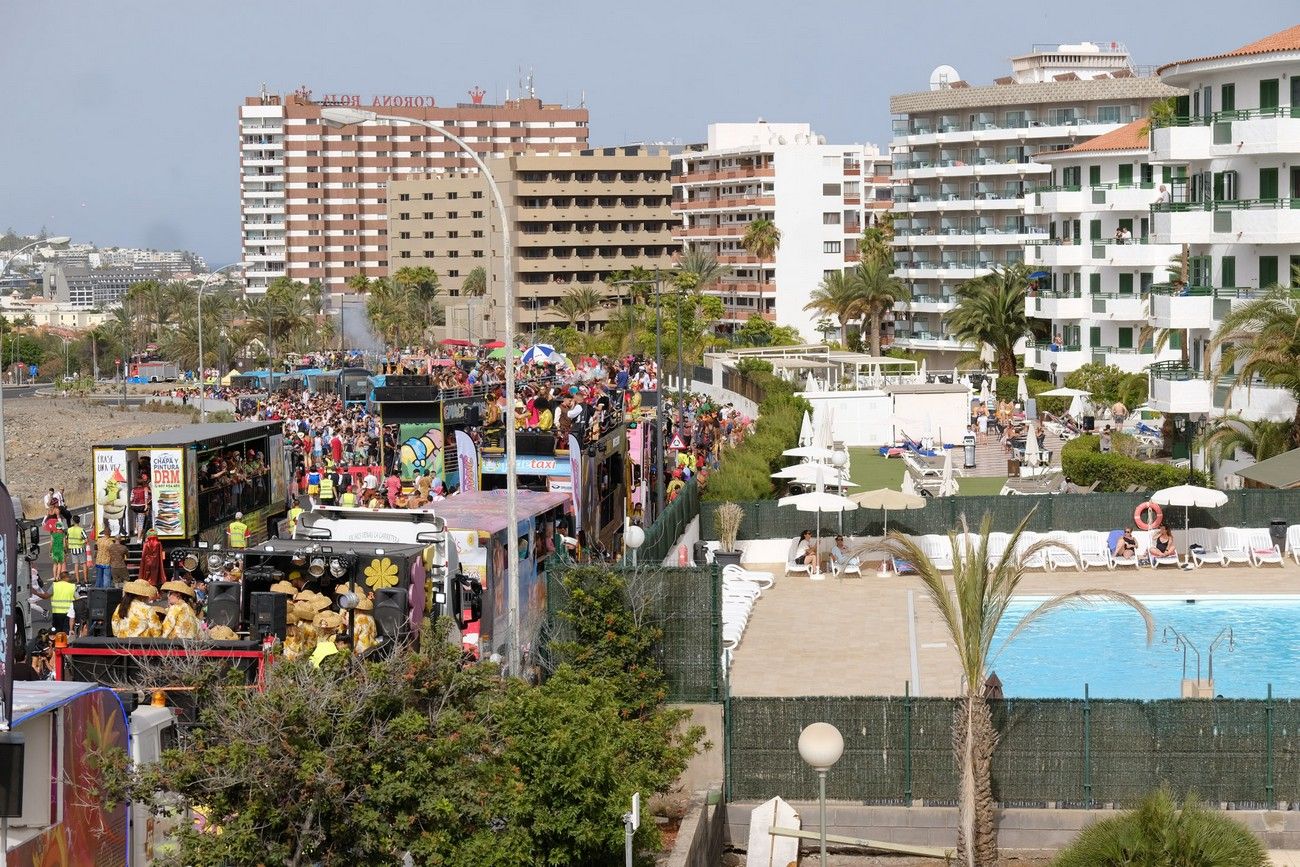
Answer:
[{"left": 672, "top": 702, "right": 725, "bottom": 793}]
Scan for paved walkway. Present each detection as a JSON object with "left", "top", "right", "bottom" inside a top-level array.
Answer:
[{"left": 727, "top": 559, "right": 1300, "bottom": 698}]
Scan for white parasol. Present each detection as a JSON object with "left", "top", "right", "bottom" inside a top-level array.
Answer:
[
  {"left": 1023, "top": 426, "right": 1041, "bottom": 470},
  {"left": 772, "top": 464, "right": 857, "bottom": 488},
  {"left": 1016, "top": 371, "right": 1029, "bottom": 403},
  {"left": 799, "top": 411, "right": 814, "bottom": 447},
  {"left": 939, "top": 448, "right": 959, "bottom": 496},
  {"left": 779, "top": 485, "right": 859, "bottom": 550},
  {"left": 783, "top": 445, "right": 836, "bottom": 460},
  {"left": 851, "top": 487, "right": 925, "bottom": 534},
  {"left": 1150, "top": 484, "right": 1228, "bottom": 534}
]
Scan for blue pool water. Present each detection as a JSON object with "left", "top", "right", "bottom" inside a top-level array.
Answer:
[{"left": 987, "top": 596, "right": 1300, "bottom": 699}]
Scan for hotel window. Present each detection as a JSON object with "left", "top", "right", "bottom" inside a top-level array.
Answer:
[
  {"left": 449, "top": 269, "right": 459, "bottom": 277},
  {"left": 472, "top": 250, "right": 484, "bottom": 258},
  {"left": 472, "top": 230, "right": 484, "bottom": 238},
  {"left": 447, "top": 211, "right": 458, "bottom": 219},
  {"left": 472, "top": 210, "right": 484, "bottom": 218},
  {"left": 447, "top": 192, "right": 458, "bottom": 199},
  {"left": 1097, "top": 105, "right": 1122, "bottom": 124},
  {"left": 400, "top": 251, "right": 411, "bottom": 258},
  {"left": 448, "top": 251, "right": 459, "bottom": 258},
  {"left": 399, "top": 193, "right": 410, "bottom": 201},
  {"left": 448, "top": 231, "right": 459, "bottom": 238},
  {"left": 823, "top": 241, "right": 841, "bottom": 253},
  {"left": 424, "top": 251, "right": 434, "bottom": 258},
  {"left": 822, "top": 212, "right": 841, "bottom": 225},
  {"left": 822, "top": 183, "right": 841, "bottom": 196},
  {"left": 424, "top": 231, "right": 435, "bottom": 239},
  {"left": 399, "top": 231, "right": 411, "bottom": 239},
  {"left": 472, "top": 190, "right": 484, "bottom": 199},
  {"left": 423, "top": 211, "right": 435, "bottom": 219},
  {"left": 423, "top": 192, "right": 434, "bottom": 200},
  {"left": 399, "top": 212, "right": 410, "bottom": 220}
]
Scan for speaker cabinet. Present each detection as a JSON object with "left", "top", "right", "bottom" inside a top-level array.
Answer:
[
  {"left": 88, "top": 587, "right": 123, "bottom": 637},
  {"left": 206, "top": 581, "right": 241, "bottom": 630},
  {"left": 249, "top": 592, "right": 287, "bottom": 641},
  {"left": 373, "top": 587, "right": 406, "bottom": 637},
  {"left": 0, "top": 734, "right": 24, "bottom": 818}
]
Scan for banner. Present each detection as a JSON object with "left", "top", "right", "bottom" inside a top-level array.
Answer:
[
  {"left": 568, "top": 434, "right": 583, "bottom": 532},
  {"left": 149, "top": 448, "right": 185, "bottom": 537},
  {"left": 454, "top": 430, "right": 479, "bottom": 493},
  {"left": 0, "top": 480, "right": 16, "bottom": 730},
  {"left": 93, "top": 448, "right": 128, "bottom": 537}
]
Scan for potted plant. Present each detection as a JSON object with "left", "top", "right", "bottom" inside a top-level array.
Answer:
[{"left": 713, "top": 502, "right": 745, "bottom": 568}]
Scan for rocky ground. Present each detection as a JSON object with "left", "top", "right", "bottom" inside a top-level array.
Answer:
[{"left": 5, "top": 396, "right": 192, "bottom": 516}]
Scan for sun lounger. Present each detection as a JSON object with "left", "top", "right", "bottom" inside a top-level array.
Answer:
[
  {"left": 1218, "top": 528, "right": 1253, "bottom": 566},
  {"left": 1042, "top": 531, "right": 1078, "bottom": 571},
  {"left": 1244, "top": 528, "right": 1284, "bottom": 567},
  {"left": 1288, "top": 526, "right": 1300, "bottom": 565},
  {"left": 1187, "top": 528, "right": 1227, "bottom": 568},
  {"left": 1076, "top": 531, "right": 1113, "bottom": 570}
]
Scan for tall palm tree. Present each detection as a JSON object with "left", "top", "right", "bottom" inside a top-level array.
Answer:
[
  {"left": 861, "top": 211, "right": 896, "bottom": 270},
  {"left": 884, "top": 515, "right": 1152, "bottom": 867},
  {"left": 851, "top": 260, "right": 904, "bottom": 357},
  {"left": 948, "top": 263, "right": 1034, "bottom": 376},
  {"left": 461, "top": 266, "right": 488, "bottom": 298},
  {"left": 1199, "top": 415, "right": 1292, "bottom": 464},
  {"left": 804, "top": 270, "right": 859, "bottom": 344},
  {"left": 364, "top": 277, "right": 416, "bottom": 347},
  {"left": 675, "top": 249, "right": 729, "bottom": 296},
  {"left": 547, "top": 286, "right": 604, "bottom": 330},
  {"left": 741, "top": 219, "right": 781, "bottom": 318},
  {"left": 1209, "top": 288, "right": 1300, "bottom": 445},
  {"left": 394, "top": 266, "right": 444, "bottom": 338},
  {"left": 598, "top": 305, "right": 644, "bottom": 355}
]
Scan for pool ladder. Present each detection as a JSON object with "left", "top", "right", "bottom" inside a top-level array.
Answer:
[{"left": 1162, "top": 625, "right": 1235, "bottom": 690}]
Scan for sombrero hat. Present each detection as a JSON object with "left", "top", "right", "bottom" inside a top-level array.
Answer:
[
  {"left": 269, "top": 581, "right": 297, "bottom": 595},
  {"left": 354, "top": 595, "right": 373, "bottom": 612},
  {"left": 207, "top": 625, "right": 239, "bottom": 641},
  {"left": 292, "top": 601, "right": 319, "bottom": 623},
  {"left": 313, "top": 611, "right": 344, "bottom": 631},
  {"left": 123, "top": 579, "right": 158, "bottom": 600},
  {"left": 161, "top": 580, "right": 196, "bottom": 599}
]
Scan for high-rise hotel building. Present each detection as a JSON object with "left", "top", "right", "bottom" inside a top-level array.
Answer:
[
  {"left": 888, "top": 43, "right": 1179, "bottom": 365},
  {"left": 239, "top": 87, "right": 589, "bottom": 293}
]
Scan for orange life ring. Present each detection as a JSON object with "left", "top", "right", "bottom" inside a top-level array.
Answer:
[{"left": 1134, "top": 501, "right": 1163, "bottom": 530}]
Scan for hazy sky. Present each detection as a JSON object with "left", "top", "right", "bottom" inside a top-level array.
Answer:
[{"left": 2, "top": 2, "right": 1292, "bottom": 264}]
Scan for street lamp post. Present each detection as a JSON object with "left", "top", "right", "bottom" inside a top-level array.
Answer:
[
  {"left": 0, "top": 236, "right": 70, "bottom": 483},
  {"left": 197, "top": 263, "right": 243, "bottom": 423},
  {"left": 320, "top": 107, "right": 522, "bottom": 677},
  {"left": 798, "top": 722, "right": 845, "bottom": 867}
]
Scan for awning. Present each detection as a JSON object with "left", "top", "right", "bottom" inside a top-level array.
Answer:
[{"left": 1234, "top": 447, "right": 1300, "bottom": 489}]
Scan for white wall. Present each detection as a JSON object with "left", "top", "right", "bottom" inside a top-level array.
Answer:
[{"left": 798, "top": 388, "right": 971, "bottom": 446}]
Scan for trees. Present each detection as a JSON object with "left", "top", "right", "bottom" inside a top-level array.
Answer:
[
  {"left": 675, "top": 249, "right": 729, "bottom": 298},
  {"left": 860, "top": 211, "right": 896, "bottom": 269},
  {"left": 461, "top": 265, "right": 488, "bottom": 297},
  {"left": 883, "top": 516, "right": 1152, "bottom": 867},
  {"left": 1063, "top": 362, "right": 1148, "bottom": 410},
  {"left": 547, "top": 286, "right": 604, "bottom": 330},
  {"left": 732, "top": 315, "right": 802, "bottom": 348},
  {"left": 393, "top": 266, "right": 445, "bottom": 331},
  {"left": 741, "top": 219, "right": 781, "bottom": 313},
  {"left": 1209, "top": 288, "right": 1300, "bottom": 445},
  {"left": 851, "top": 260, "right": 904, "bottom": 357},
  {"left": 948, "top": 263, "right": 1033, "bottom": 376},
  {"left": 804, "top": 270, "right": 859, "bottom": 344},
  {"left": 1052, "top": 788, "right": 1267, "bottom": 867},
  {"left": 1200, "top": 415, "right": 1292, "bottom": 464}
]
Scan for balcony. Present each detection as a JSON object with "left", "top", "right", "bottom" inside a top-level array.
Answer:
[
  {"left": 1152, "top": 199, "right": 1300, "bottom": 245},
  {"left": 1150, "top": 123, "right": 1211, "bottom": 162},
  {"left": 1149, "top": 288, "right": 1216, "bottom": 331},
  {"left": 1028, "top": 344, "right": 1090, "bottom": 373},
  {"left": 675, "top": 225, "right": 747, "bottom": 238},
  {"left": 1207, "top": 112, "right": 1300, "bottom": 157},
  {"left": 1025, "top": 292, "right": 1088, "bottom": 320},
  {"left": 1090, "top": 293, "right": 1146, "bottom": 321},
  {"left": 1149, "top": 363, "right": 1212, "bottom": 415},
  {"left": 675, "top": 195, "right": 775, "bottom": 212},
  {"left": 673, "top": 165, "right": 774, "bottom": 185},
  {"left": 903, "top": 294, "right": 957, "bottom": 313},
  {"left": 1027, "top": 242, "right": 1084, "bottom": 267},
  {"left": 1031, "top": 188, "right": 1085, "bottom": 214}
]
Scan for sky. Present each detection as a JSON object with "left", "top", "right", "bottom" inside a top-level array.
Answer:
[{"left": 2, "top": 1, "right": 1292, "bottom": 265}]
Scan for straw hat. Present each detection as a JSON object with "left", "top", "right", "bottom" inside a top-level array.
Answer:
[
  {"left": 269, "top": 580, "right": 298, "bottom": 595},
  {"left": 313, "top": 611, "right": 344, "bottom": 631},
  {"left": 353, "top": 595, "right": 373, "bottom": 612},
  {"left": 292, "top": 601, "right": 319, "bottom": 622},
  {"left": 207, "top": 625, "right": 239, "bottom": 641},
  {"left": 123, "top": 579, "right": 158, "bottom": 600},
  {"left": 333, "top": 582, "right": 353, "bottom": 596},
  {"left": 161, "top": 580, "right": 196, "bottom": 599}
]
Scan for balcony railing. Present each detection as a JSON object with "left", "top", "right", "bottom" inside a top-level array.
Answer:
[
  {"left": 1152, "top": 197, "right": 1300, "bottom": 213},
  {"left": 1153, "top": 107, "right": 1300, "bottom": 128},
  {"left": 1149, "top": 361, "right": 1202, "bottom": 382},
  {"left": 1148, "top": 283, "right": 1259, "bottom": 298},
  {"left": 896, "top": 113, "right": 1143, "bottom": 136}
]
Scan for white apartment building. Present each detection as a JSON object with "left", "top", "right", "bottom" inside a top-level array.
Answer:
[
  {"left": 889, "top": 42, "right": 1180, "bottom": 365},
  {"left": 1146, "top": 24, "right": 1300, "bottom": 421},
  {"left": 671, "top": 122, "right": 891, "bottom": 336},
  {"left": 1023, "top": 121, "right": 1183, "bottom": 378}
]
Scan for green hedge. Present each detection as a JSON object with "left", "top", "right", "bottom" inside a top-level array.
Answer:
[
  {"left": 702, "top": 372, "right": 811, "bottom": 502},
  {"left": 994, "top": 372, "right": 1067, "bottom": 415},
  {"left": 1062, "top": 435, "right": 1208, "bottom": 492}
]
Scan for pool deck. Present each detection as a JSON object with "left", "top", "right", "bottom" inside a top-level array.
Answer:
[{"left": 727, "top": 556, "right": 1300, "bottom": 698}]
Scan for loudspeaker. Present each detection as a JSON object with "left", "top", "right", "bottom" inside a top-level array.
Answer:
[
  {"left": 71, "top": 596, "right": 89, "bottom": 631},
  {"left": 452, "top": 572, "right": 482, "bottom": 631},
  {"left": 373, "top": 587, "right": 406, "bottom": 637},
  {"left": 249, "top": 592, "right": 287, "bottom": 641},
  {"left": 0, "top": 734, "right": 24, "bottom": 818},
  {"left": 206, "top": 581, "right": 241, "bottom": 630},
  {"left": 88, "top": 588, "right": 123, "bottom": 637}
]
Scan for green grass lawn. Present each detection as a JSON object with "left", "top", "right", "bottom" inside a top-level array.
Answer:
[{"left": 848, "top": 448, "right": 1007, "bottom": 497}]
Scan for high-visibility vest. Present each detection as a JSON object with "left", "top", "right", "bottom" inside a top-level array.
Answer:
[
  {"left": 228, "top": 521, "right": 249, "bottom": 548},
  {"left": 318, "top": 477, "right": 335, "bottom": 500},
  {"left": 340, "top": 491, "right": 358, "bottom": 506},
  {"left": 67, "top": 525, "right": 87, "bottom": 549},
  {"left": 287, "top": 506, "right": 303, "bottom": 535},
  {"left": 51, "top": 580, "right": 76, "bottom": 615}
]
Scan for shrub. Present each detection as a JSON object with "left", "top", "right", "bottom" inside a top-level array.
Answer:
[
  {"left": 994, "top": 373, "right": 1066, "bottom": 415},
  {"left": 703, "top": 369, "right": 810, "bottom": 501},
  {"left": 1061, "top": 435, "right": 1209, "bottom": 491}
]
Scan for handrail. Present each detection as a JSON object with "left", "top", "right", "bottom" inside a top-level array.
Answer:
[{"left": 1152, "top": 197, "right": 1300, "bottom": 213}]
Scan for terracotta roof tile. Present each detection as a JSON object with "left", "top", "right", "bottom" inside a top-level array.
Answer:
[
  {"left": 1049, "top": 119, "right": 1149, "bottom": 155},
  {"left": 1158, "top": 25, "right": 1300, "bottom": 74}
]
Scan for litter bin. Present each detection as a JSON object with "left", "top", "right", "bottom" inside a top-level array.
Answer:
[
  {"left": 693, "top": 540, "right": 711, "bottom": 567},
  {"left": 963, "top": 433, "right": 977, "bottom": 469},
  {"left": 1008, "top": 458, "right": 1021, "bottom": 476},
  {"left": 1270, "top": 520, "right": 1287, "bottom": 550},
  {"left": 1082, "top": 415, "right": 1095, "bottom": 432}
]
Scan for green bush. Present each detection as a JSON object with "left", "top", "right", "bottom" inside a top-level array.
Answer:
[
  {"left": 1062, "top": 435, "right": 1209, "bottom": 492},
  {"left": 993, "top": 373, "right": 1066, "bottom": 415},
  {"left": 1064, "top": 362, "right": 1149, "bottom": 410},
  {"left": 703, "top": 370, "right": 811, "bottom": 501}
]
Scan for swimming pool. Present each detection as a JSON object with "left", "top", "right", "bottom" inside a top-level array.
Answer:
[{"left": 987, "top": 596, "right": 1300, "bottom": 699}]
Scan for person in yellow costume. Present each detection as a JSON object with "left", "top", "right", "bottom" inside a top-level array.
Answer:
[
  {"left": 310, "top": 611, "right": 345, "bottom": 668},
  {"left": 112, "top": 580, "right": 161, "bottom": 638},
  {"left": 160, "top": 581, "right": 202, "bottom": 639},
  {"left": 351, "top": 594, "right": 378, "bottom": 656}
]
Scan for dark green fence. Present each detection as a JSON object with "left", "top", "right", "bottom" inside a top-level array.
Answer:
[
  {"left": 728, "top": 693, "right": 1298, "bottom": 808},
  {"left": 640, "top": 479, "right": 700, "bottom": 565},
  {"left": 702, "top": 489, "right": 1300, "bottom": 541},
  {"left": 544, "top": 563, "right": 721, "bottom": 704}
]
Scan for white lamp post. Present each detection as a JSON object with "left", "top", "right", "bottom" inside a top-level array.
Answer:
[
  {"left": 197, "top": 263, "right": 244, "bottom": 423},
  {"left": 319, "top": 106, "right": 521, "bottom": 677},
  {"left": 798, "top": 721, "right": 845, "bottom": 867},
  {"left": 0, "top": 236, "right": 70, "bottom": 482},
  {"left": 624, "top": 522, "right": 646, "bottom": 567}
]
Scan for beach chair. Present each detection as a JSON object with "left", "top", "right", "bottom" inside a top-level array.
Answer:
[
  {"left": 1288, "top": 526, "right": 1300, "bottom": 565},
  {"left": 722, "top": 563, "right": 775, "bottom": 589},
  {"left": 919, "top": 534, "right": 955, "bottom": 571},
  {"left": 1217, "top": 528, "right": 1253, "bottom": 566},
  {"left": 1076, "top": 531, "right": 1113, "bottom": 570},
  {"left": 1016, "top": 532, "right": 1049, "bottom": 571},
  {"left": 1187, "top": 528, "right": 1227, "bottom": 568},
  {"left": 1042, "top": 531, "right": 1079, "bottom": 571},
  {"left": 785, "top": 538, "right": 813, "bottom": 578},
  {"left": 1244, "top": 528, "right": 1284, "bottom": 567},
  {"left": 1147, "top": 537, "right": 1182, "bottom": 569},
  {"left": 1109, "top": 530, "right": 1147, "bottom": 569},
  {"left": 986, "top": 532, "right": 1013, "bottom": 568}
]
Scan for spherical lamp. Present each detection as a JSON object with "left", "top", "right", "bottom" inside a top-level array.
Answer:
[{"left": 798, "top": 722, "right": 845, "bottom": 772}]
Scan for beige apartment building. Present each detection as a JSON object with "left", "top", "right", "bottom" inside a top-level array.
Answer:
[{"left": 387, "top": 147, "right": 679, "bottom": 339}]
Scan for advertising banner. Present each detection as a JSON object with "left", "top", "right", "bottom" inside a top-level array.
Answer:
[
  {"left": 149, "top": 448, "right": 185, "bottom": 537},
  {"left": 269, "top": 433, "right": 288, "bottom": 506},
  {"left": 479, "top": 455, "right": 570, "bottom": 477},
  {"left": 454, "top": 430, "right": 479, "bottom": 492},
  {"left": 0, "top": 480, "right": 15, "bottom": 730},
  {"left": 568, "top": 434, "right": 583, "bottom": 532},
  {"left": 93, "top": 448, "right": 129, "bottom": 537},
  {"left": 185, "top": 449, "right": 199, "bottom": 538}
]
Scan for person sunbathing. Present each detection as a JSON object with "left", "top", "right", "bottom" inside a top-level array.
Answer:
[
  {"left": 1111, "top": 528, "right": 1137, "bottom": 559},
  {"left": 1152, "top": 526, "right": 1178, "bottom": 560}
]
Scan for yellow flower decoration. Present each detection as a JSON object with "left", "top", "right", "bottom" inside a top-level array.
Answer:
[{"left": 364, "top": 557, "right": 399, "bottom": 590}]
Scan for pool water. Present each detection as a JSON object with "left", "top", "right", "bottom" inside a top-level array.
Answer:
[{"left": 987, "top": 596, "right": 1300, "bottom": 699}]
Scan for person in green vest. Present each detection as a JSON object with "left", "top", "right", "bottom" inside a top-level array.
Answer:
[
  {"left": 47, "top": 571, "right": 77, "bottom": 634},
  {"left": 227, "top": 511, "right": 250, "bottom": 549},
  {"left": 318, "top": 472, "right": 335, "bottom": 505},
  {"left": 66, "top": 515, "right": 88, "bottom": 585},
  {"left": 286, "top": 499, "right": 305, "bottom": 537},
  {"left": 339, "top": 484, "right": 358, "bottom": 507}
]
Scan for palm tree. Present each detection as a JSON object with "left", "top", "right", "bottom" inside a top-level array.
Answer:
[
  {"left": 883, "top": 515, "right": 1152, "bottom": 867},
  {"left": 804, "top": 270, "right": 859, "bottom": 344},
  {"left": 675, "top": 250, "right": 729, "bottom": 297},
  {"left": 393, "top": 266, "right": 444, "bottom": 337},
  {"left": 1200, "top": 415, "right": 1292, "bottom": 464},
  {"left": 861, "top": 211, "right": 896, "bottom": 270},
  {"left": 86, "top": 324, "right": 115, "bottom": 382},
  {"left": 1209, "top": 288, "right": 1300, "bottom": 445},
  {"left": 948, "top": 263, "right": 1034, "bottom": 376},
  {"left": 547, "top": 286, "right": 604, "bottom": 330},
  {"left": 598, "top": 305, "right": 644, "bottom": 355},
  {"left": 741, "top": 219, "right": 781, "bottom": 317},
  {"left": 850, "top": 260, "right": 905, "bottom": 357},
  {"left": 461, "top": 266, "right": 488, "bottom": 298},
  {"left": 364, "top": 277, "right": 415, "bottom": 347},
  {"left": 1053, "top": 787, "right": 1267, "bottom": 867}
]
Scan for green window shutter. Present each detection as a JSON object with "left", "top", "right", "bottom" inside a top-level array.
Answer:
[
  {"left": 1260, "top": 255, "right": 1279, "bottom": 288},
  {"left": 1168, "top": 330, "right": 1182, "bottom": 350},
  {"left": 1118, "top": 273, "right": 1134, "bottom": 295},
  {"left": 1089, "top": 326, "right": 1101, "bottom": 348},
  {"left": 1162, "top": 165, "right": 1173, "bottom": 184},
  {"left": 1118, "top": 164, "right": 1133, "bottom": 187},
  {"left": 1088, "top": 165, "right": 1101, "bottom": 186},
  {"left": 1291, "top": 255, "right": 1300, "bottom": 288},
  {"left": 1118, "top": 328, "right": 1133, "bottom": 350},
  {"left": 1260, "top": 167, "right": 1279, "bottom": 200},
  {"left": 1221, "top": 256, "right": 1236, "bottom": 288},
  {"left": 1089, "top": 219, "right": 1102, "bottom": 241},
  {"left": 1261, "top": 79, "right": 1280, "bottom": 111},
  {"left": 1089, "top": 273, "right": 1101, "bottom": 294},
  {"left": 1213, "top": 172, "right": 1224, "bottom": 201},
  {"left": 1221, "top": 83, "right": 1236, "bottom": 112}
]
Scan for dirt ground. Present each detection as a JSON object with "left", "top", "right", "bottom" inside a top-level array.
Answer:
[{"left": 5, "top": 397, "right": 191, "bottom": 516}]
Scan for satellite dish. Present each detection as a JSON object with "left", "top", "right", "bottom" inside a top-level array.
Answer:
[
  {"left": 768, "top": 135, "right": 778, "bottom": 145},
  {"left": 778, "top": 135, "right": 787, "bottom": 145},
  {"left": 929, "top": 64, "right": 960, "bottom": 91},
  {"left": 794, "top": 133, "right": 807, "bottom": 144},
  {"left": 816, "top": 134, "right": 826, "bottom": 145}
]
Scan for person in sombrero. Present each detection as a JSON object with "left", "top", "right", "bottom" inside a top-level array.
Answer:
[
  {"left": 112, "top": 579, "right": 161, "bottom": 638},
  {"left": 160, "top": 580, "right": 202, "bottom": 640}
]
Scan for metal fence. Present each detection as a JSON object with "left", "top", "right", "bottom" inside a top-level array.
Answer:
[
  {"left": 642, "top": 479, "right": 700, "bottom": 565},
  {"left": 701, "top": 489, "right": 1300, "bottom": 542},
  {"left": 721, "top": 369, "right": 765, "bottom": 406},
  {"left": 727, "top": 692, "right": 1300, "bottom": 808},
  {"left": 543, "top": 563, "right": 722, "bottom": 704}
]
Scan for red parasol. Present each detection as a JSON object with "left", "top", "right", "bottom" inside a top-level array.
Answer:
[
  {"left": 440, "top": 338, "right": 474, "bottom": 347},
  {"left": 482, "top": 340, "right": 506, "bottom": 349}
]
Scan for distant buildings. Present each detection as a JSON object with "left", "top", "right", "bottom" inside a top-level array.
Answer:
[
  {"left": 239, "top": 87, "right": 590, "bottom": 294},
  {"left": 41, "top": 264, "right": 159, "bottom": 309},
  {"left": 670, "top": 122, "right": 891, "bottom": 337}
]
